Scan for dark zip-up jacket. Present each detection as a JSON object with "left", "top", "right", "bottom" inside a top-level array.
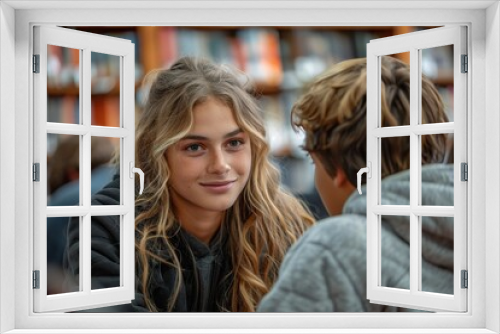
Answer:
[{"left": 64, "top": 176, "right": 233, "bottom": 312}]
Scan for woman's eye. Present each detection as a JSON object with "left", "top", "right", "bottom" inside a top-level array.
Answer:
[
  {"left": 227, "top": 139, "right": 244, "bottom": 148},
  {"left": 186, "top": 144, "right": 202, "bottom": 152}
]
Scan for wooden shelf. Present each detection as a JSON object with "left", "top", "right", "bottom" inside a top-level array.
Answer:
[
  {"left": 47, "top": 86, "right": 80, "bottom": 96},
  {"left": 431, "top": 76, "right": 453, "bottom": 86},
  {"left": 48, "top": 75, "right": 452, "bottom": 97},
  {"left": 48, "top": 86, "right": 123, "bottom": 96},
  {"left": 47, "top": 83, "right": 141, "bottom": 96}
]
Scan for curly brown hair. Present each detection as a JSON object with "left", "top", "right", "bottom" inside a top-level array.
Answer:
[{"left": 291, "top": 56, "right": 448, "bottom": 186}]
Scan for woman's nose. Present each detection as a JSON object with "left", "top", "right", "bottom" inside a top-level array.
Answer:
[{"left": 208, "top": 150, "right": 230, "bottom": 174}]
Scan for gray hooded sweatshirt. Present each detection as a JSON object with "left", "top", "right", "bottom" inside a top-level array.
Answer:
[{"left": 257, "top": 164, "right": 454, "bottom": 312}]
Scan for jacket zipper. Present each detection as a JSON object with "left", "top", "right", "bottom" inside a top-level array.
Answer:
[{"left": 206, "top": 257, "right": 217, "bottom": 311}]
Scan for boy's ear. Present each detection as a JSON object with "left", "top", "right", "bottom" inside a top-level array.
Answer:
[{"left": 333, "top": 168, "right": 349, "bottom": 188}]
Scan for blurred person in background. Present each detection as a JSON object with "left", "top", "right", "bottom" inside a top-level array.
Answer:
[
  {"left": 258, "top": 56, "right": 453, "bottom": 312},
  {"left": 47, "top": 135, "right": 116, "bottom": 294}
]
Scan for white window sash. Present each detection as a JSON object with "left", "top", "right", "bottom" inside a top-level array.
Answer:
[
  {"left": 366, "top": 25, "right": 467, "bottom": 312},
  {"left": 33, "top": 25, "right": 136, "bottom": 313}
]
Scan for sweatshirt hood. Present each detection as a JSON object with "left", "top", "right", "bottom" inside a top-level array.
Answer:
[{"left": 344, "top": 163, "right": 454, "bottom": 270}]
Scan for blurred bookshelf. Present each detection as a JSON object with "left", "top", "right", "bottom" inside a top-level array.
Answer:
[{"left": 47, "top": 26, "right": 453, "bottom": 218}]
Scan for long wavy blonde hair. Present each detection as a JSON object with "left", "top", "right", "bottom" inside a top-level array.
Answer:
[{"left": 134, "top": 56, "right": 315, "bottom": 312}]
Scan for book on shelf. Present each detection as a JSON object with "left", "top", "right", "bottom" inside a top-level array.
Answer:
[
  {"left": 61, "top": 96, "right": 78, "bottom": 124},
  {"left": 91, "top": 96, "right": 120, "bottom": 127},
  {"left": 293, "top": 29, "right": 356, "bottom": 62},
  {"left": 174, "top": 28, "right": 242, "bottom": 71},
  {"left": 47, "top": 95, "right": 121, "bottom": 128},
  {"left": 257, "top": 92, "right": 307, "bottom": 158},
  {"left": 47, "top": 28, "right": 143, "bottom": 93},
  {"left": 437, "top": 85, "right": 454, "bottom": 121},
  {"left": 107, "top": 30, "right": 143, "bottom": 82},
  {"left": 237, "top": 28, "right": 283, "bottom": 87},
  {"left": 158, "top": 27, "right": 178, "bottom": 69},
  {"left": 47, "top": 44, "right": 80, "bottom": 89},
  {"left": 352, "top": 31, "right": 380, "bottom": 58},
  {"left": 47, "top": 96, "right": 79, "bottom": 124},
  {"left": 258, "top": 95, "right": 287, "bottom": 155},
  {"left": 292, "top": 29, "right": 360, "bottom": 82},
  {"left": 421, "top": 44, "right": 454, "bottom": 81}
]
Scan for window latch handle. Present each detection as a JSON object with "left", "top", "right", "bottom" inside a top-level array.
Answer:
[
  {"left": 357, "top": 162, "right": 371, "bottom": 195},
  {"left": 129, "top": 162, "right": 144, "bottom": 195}
]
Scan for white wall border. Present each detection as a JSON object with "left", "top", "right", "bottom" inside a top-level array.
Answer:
[
  {"left": 485, "top": 2, "right": 500, "bottom": 333},
  {"left": 0, "top": 2, "right": 16, "bottom": 334},
  {"left": 2, "top": 0, "right": 497, "bottom": 10},
  {"left": 0, "top": 2, "right": 496, "bottom": 333}
]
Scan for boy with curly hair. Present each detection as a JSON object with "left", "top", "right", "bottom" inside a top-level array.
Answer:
[{"left": 258, "top": 56, "right": 454, "bottom": 312}]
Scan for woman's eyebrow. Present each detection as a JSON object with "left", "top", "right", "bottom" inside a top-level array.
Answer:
[
  {"left": 181, "top": 128, "right": 243, "bottom": 141},
  {"left": 224, "top": 128, "right": 244, "bottom": 138}
]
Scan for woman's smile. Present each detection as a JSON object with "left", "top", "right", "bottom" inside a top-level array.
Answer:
[{"left": 199, "top": 180, "right": 236, "bottom": 193}]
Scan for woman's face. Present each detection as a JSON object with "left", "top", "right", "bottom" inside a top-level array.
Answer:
[{"left": 166, "top": 96, "right": 252, "bottom": 233}]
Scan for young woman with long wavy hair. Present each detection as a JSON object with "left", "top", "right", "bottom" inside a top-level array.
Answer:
[{"left": 65, "top": 56, "right": 315, "bottom": 312}]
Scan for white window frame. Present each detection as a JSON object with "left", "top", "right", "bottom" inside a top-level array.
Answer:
[{"left": 0, "top": 1, "right": 498, "bottom": 333}]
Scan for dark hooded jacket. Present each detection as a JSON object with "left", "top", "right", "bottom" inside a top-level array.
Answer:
[
  {"left": 64, "top": 176, "right": 233, "bottom": 312},
  {"left": 257, "top": 164, "right": 454, "bottom": 312}
]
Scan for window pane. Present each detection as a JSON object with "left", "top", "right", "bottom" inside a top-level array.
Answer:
[
  {"left": 90, "top": 137, "right": 117, "bottom": 196},
  {"left": 421, "top": 45, "right": 453, "bottom": 124},
  {"left": 380, "top": 52, "right": 410, "bottom": 127},
  {"left": 380, "top": 215, "right": 410, "bottom": 290},
  {"left": 91, "top": 215, "right": 121, "bottom": 290},
  {"left": 47, "top": 45, "right": 80, "bottom": 124},
  {"left": 91, "top": 137, "right": 120, "bottom": 205},
  {"left": 91, "top": 52, "right": 121, "bottom": 127},
  {"left": 421, "top": 134, "right": 453, "bottom": 206},
  {"left": 421, "top": 216, "right": 454, "bottom": 295},
  {"left": 380, "top": 136, "right": 410, "bottom": 205},
  {"left": 48, "top": 216, "right": 79, "bottom": 295},
  {"left": 47, "top": 134, "right": 80, "bottom": 206}
]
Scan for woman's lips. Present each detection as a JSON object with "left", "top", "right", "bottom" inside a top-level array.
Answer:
[{"left": 200, "top": 180, "right": 235, "bottom": 193}]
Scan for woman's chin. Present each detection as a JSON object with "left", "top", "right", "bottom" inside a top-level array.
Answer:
[{"left": 203, "top": 198, "right": 238, "bottom": 213}]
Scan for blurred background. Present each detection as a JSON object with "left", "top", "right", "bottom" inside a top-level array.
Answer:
[{"left": 45, "top": 26, "right": 454, "bottom": 295}]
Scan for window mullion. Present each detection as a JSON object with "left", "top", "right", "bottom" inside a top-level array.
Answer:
[
  {"left": 46, "top": 206, "right": 90, "bottom": 217},
  {"left": 81, "top": 47, "right": 92, "bottom": 295},
  {"left": 33, "top": 28, "right": 48, "bottom": 306},
  {"left": 453, "top": 26, "right": 468, "bottom": 310},
  {"left": 82, "top": 48, "right": 91, "bottom": 208},
  {"left": 365, "top": 48, "right": 379, "bottom": 296},
  {"left": 122, "top": 50, "right": 135, "bottom": 296},
  {"left": 82, "top": 214, "right": 91, "bottom": 293},
  {"left": 413, "top": 123, "right": 454, "bottom": 135},
  {"left": 409, "top": 47, "right": 420, "bottom": 295}
]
